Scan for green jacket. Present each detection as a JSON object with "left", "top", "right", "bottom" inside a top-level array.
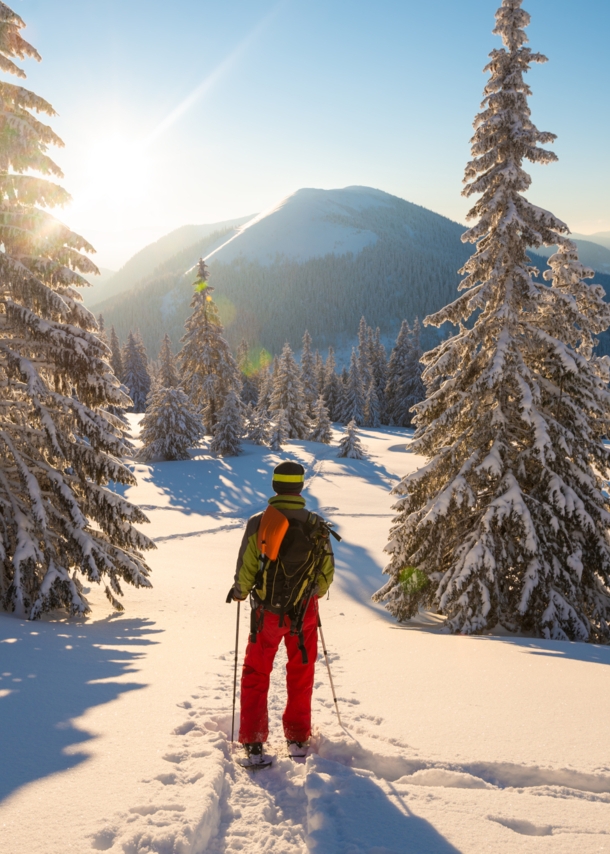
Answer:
[{"left": 234, "top": 494, "right": 335, "bottom": 600}]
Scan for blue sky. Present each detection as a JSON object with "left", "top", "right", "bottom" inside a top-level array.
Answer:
[{"left": 14, "top": 0, "right": 610, "bottom": 268}]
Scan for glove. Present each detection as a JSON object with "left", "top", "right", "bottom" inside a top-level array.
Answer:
[{"left": 226, "top": 585, "right": 246, "bottom": 603}]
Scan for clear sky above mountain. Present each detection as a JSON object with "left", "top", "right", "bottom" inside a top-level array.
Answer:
[{"left": 18, "top": 0, "right": 610, "bottom": 268}]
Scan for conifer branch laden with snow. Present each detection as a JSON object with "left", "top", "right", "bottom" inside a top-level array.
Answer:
[
  {"left": 0, "top": 6, "right": 153, "bottom": 618},
  {"left": 375, "top": 0, "right": 610, "bottom": 642}
]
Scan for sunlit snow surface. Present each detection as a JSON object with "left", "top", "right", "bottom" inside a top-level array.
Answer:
[
  {"left": 1, "top": 421, "right": 610, "bottom": 853},
  {"left": 205, "top": 186, "right": 387, "bottom": 265}
]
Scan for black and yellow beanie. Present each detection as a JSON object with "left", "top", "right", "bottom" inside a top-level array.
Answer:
[{"left": 272, "top": 461, "right": 305, "bottom": 495}]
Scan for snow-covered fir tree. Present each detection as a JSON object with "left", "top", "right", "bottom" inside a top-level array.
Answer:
[
  {"left": 0, "top": 5, "right": 153, "bottom": 618},
  {"left": 108, "top": 325, "right": 124, "bottom": 382},
  {"left": 181, "top": 260, "right": 241, "bottom": 434},
  {"left": 269, "top": 410, "right": 289, "bottom": 451},
  {"left": 269, "top": 343, "right": 309, "bottom": 439},
  {"left": 375, "top": 0, "right": 610, "bottom": 642},
  {"left": 341, "top": 348, "right": 365, "bottom": 426},
  {"left": 246, "top": 404, "right": 270, "bottom": 446},
  {"left": 385, "top": 319, "right": 425, "bottom": 427},
  {"left": 300, "top": 330, "right": 318, "bottom": 416},
  {"left": 309, "top": 396, "right": 333, "bottom": 444},
  {"left": 210, "top": 388, "right": 243, "bottom": 456},
  {"left": 138, "top": 386, "right": 203, "bottom": 461},
  {"left": 157, "top": 333, "right": 179, "bottom": 389},
  {"left": 384, "top": 320, "right": 411, "bottom": 426},
  {"left": 322, "top": 348, "right": 343, "bottom": 422},
  {"left": 122, "top": 331, "right": 151, "bottom": 413},
  {"left": 363, "top": 379, "right": 381, "bottom": 428},
  {"left": 337, "top": 420, "right": 366, "bottom": 460}
]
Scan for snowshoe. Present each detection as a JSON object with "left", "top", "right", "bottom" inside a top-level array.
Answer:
[
  {"left": 237, "top": 742, "right": 273, "bottom": 771},
  {"left": 286, "top": 739, "right": 309, "bottom": 760}
]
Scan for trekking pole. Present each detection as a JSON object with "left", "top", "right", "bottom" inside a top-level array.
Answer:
[
  {"left": 317, "top": 613, "right": 342, "bottom": 728},
  {"left": 231, "top": 600, "right": 240, "bottom": 744}
]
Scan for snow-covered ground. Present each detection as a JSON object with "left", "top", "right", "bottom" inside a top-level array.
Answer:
[
  {"left": 1, "top": 422, "right": 610, "bottom": 853},
  {"left": 205, "top": 187, "right": 385, "bottom": 265}
]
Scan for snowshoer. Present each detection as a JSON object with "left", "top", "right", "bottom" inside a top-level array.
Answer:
[{"left": 227, "top": 461, "right": 335, "bottom": 765}]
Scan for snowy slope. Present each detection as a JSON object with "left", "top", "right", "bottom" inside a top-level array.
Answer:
[
  {"left": 1, "top": 424, "right": 610, "bottom": 853},
  {"left": 96, "top": 186, "right": 474, "bottom": 357},
  {"left": 205, "top": 187, "right": 388, "bottom": 265}
]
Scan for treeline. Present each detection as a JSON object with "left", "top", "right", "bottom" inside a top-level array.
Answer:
[
  {"left": 95, "top": 197, "right": 475, "bottom": 359},
  {"left": 101, "top": 261, "right": 425, "bottom": 461}
]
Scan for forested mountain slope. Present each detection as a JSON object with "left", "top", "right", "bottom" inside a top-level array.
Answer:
[
  {"left": 533, "top": 238, "right": 610, "bottom": 274},
  {"left": 91, "top": 216, "right": 254, "bottom": 307},
  {"left": 95, "top": 186, "right": 610, "bottom": 358},
  {"left": 572, "top": 231, "right": 610, "bottom": 252}
]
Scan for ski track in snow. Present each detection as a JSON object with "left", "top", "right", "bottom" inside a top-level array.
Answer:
[
  {"left": 6, "top": 426, "right": 610, "bottom": 853},
  {"left": 91, "top": 636, "right": 610, "bottom": 853},
  {"left": 85, "top": 431, "right": 610, "bottom": 853}
]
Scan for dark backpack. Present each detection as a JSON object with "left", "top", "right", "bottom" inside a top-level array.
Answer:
[
  {"left": 250, "top": 509, "right": 340, "bottom": 663},
  {"left": 254, "top": 514, "right": 325, "bottom": 617}
]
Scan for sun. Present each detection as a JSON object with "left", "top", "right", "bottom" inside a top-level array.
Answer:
[{"left": 74, "top": 132, "right": 153, "bottom": 211}]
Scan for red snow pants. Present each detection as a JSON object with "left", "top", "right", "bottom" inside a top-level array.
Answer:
[{"left": 239, "top": 598, "right": 318, "bottom": 744}]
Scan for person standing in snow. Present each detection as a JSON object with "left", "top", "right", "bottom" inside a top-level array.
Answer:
[{"left": 228, "top": 462, "right": 335, "bottom": 764}]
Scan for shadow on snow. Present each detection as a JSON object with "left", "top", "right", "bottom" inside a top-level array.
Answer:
[{"left": 0, "top": 614, "right": 161, "bottom": 803}]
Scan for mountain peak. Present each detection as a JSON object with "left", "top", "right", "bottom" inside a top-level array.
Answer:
[{"left": 205, "top": 185, "right": 426, "bottom": 267}]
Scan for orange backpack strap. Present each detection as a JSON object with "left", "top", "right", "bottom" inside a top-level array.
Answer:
[{"left": 257, "top": 505, "right": 289, "bottom": 561}]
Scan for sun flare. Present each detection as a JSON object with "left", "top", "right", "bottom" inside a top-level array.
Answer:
[{"left": 74, "top": 132, "right": 153, "bottom": 211}]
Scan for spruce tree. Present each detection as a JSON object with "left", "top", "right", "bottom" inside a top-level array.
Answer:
[
  {"left": 337, "top": 421, "right": 366, "bottom": 460},
  {"left": 157, "top": 333, "right": 179, "bottom": 389},
  {"left": 0, "top": 5, "right": 153, "bottom": 618},
  {"left": 138, "top": 387, "right": 203, "bottom": 461},
  {"left": 384, "top": 320, "right": 411, "bottom": 426},
  {"left": 269, "top": 343, "right": 309, "bottom": 439},
  {"left": 246, "top": 404, "right": 270, "bottom": 446},
  {"left": 363, "top": 379, "right": 381, "bottom": 428},
  {"left": 323, "top": 348, "right": 343, "bottom": 422},
  {"left": 210, "top": 389, "right": 243, "bottom": 456},
  {"left": 269, "top": 410, "right": 289, "bottom": 451},
  {"left": 375, "top": 0, "right": 610, "bottom": 642},
  {"left": 300, "top": 330, "right": 318, "bottom": 416},
  {"left": 309, "top": 396, "right": 333, "bottom": 444},
  {"left": 122, "top": 331, "right": 151, "bottom": 413},
  {"left": 385, "top": 320, "right": 425, "bottom": 427},
  {"left": 108, "top": 325, "right": 124, "bottom": 382},
  {"left": 180, "top": 260, "right": 241, "bottom": 434},
  {"left": 341, "top": 348, "right": 365, "bottom": 426}
]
